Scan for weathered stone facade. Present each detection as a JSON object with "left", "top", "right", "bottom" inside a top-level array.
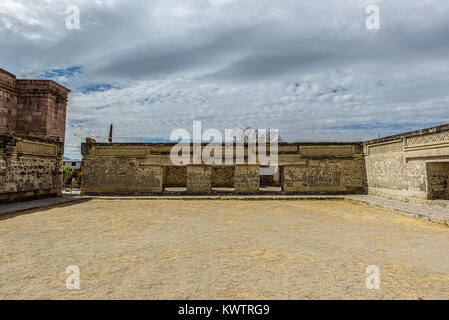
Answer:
[
  {"left": 80, "top": 125, "right": 449, "bottom": 200},
  {"left": 0, "top": 69, "right": 69, "bottom": 203},
  {"left": 364, "top": 124, "right": 449, "bottom": 200},
  {"left": 0, "top": 69, "right": 70, "bottom": 141},
  {"left": 234, "top": 165, "right": 260, "bottom": 193},
  {"left": 283, "top": 158, "right": 365, "bottom": 194},
  {"left": 81, "top": 141, "right": 366, "bottom": 195},
  {"left": 0, "top": 69, "right": 18, "bottom": 133},
  {"left": 186, "top": 165, "right": 212, "bottom": 193},
  {"left": 0, "top": 134, "right": 63, "bottom": 203}
]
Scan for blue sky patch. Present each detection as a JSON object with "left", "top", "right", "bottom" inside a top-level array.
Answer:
[
  {"left": 40, "top": 65, "right": 83, "bottom": 80},
  {"left": 81, "top": 83, "right": 121, "bottom": 93}
]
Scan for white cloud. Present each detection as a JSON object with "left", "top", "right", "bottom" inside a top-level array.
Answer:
[{"left": 1, "top": 0, "right": 449, "bottom": 159}]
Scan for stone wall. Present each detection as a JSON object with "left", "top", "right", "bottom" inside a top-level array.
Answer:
[
  {"left": 15, "top": 80, "right": 70, "bottom": 141},
  {"left": 0, "top": 68, "right": 70, "bottom": 142},
  {"left": 81, "top": 141, "right": 365, "bottom": 195},
  {"left": 364, "top": 124, "right": 449, "bottom": 200},
  {"left": 283, "top": 158, "right": 366, "bottom": 194},
  {"left": 0, "top": 69, "right": 18, "bottom": 133},
  {"left": 0, "top": 134, "right": 63, "bottom": 203},
  {"left": 0, "top": 68, "right": 70, "bottom": 203},
  {"left": 81, "top": 146, "right": 163, "bottom": 195},
  {"left": 186, "top": 165, "right": 212, "bottom": 193},
  {"left": 80, "top": 125, "right": 449, "bottom": 200},
  {"left": 235, "top": 165, "right": 260, "bottom": 193}
]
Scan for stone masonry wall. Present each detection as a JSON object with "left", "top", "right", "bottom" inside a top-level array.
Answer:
[
  {"left": 81, "top": 125, "right": 449, "bottom": 199},
  {"left": 82, "top": 157, "right": 163, "bottom": 195},
  {"left": 0, "top": 69, "right": 17, "bottom": 133},
  {"left": 81, "top": 142, "right": 366, "bottom": 195},
  {"left": 364, "top": 124, "right": 449, "bottom": 200},
  {"left": 0, "top": 69, "right": 70, "bottom": 203},
  {"left": 0, "top": 69, "right": 70, "bottom": 142},
  {"left": 15, "top": 80, "right": 70, "bottom": 141},
  {"left": 0, "top": 134, "right": 63, "bottom": 203},
  {"left": 283, "top": 158, "right": 366, "bottom": 194}
]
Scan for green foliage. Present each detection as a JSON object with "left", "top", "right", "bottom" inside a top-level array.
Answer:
[{"left": 63, "top": 166, "right": 82, "bottom": 187}]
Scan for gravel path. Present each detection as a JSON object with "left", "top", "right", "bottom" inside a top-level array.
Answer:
[{"left": 1, "top": 199, "right": 448, "bottom": 299}]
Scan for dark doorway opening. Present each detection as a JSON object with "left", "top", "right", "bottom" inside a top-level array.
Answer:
[
  {"left": 260, "top": 165, "right": 282, "bottom": 192},
  {"left": 426, "top": 162, "right": 449, "bottom": 200},
  {"left": 212, "top": 166, "right": 235, "bottom": 192}
]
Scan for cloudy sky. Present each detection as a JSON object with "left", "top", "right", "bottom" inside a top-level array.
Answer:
[{"left": 1, "top": 0, "right": 449, "bottom": 159}]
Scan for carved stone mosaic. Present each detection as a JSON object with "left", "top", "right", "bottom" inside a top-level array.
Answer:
[
  {"left": 405, "top": 130, "right": 449, "bottom": 149},
  {"left": 17, "top": 140, "right": 57, "bottom": 157}
]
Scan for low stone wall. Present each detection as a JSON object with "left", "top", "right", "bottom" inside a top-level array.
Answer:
[
  {"left": 364, "top": 124, "right": 449, "bottom": 200},
  {"left": 0, "top": 134, "right": 63, "bottom": 203}
]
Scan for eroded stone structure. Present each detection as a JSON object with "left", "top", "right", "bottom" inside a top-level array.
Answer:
[
  {"left": 81, "top": 124, "right": 449, "bottom": 201},
  {"left": 81, "top": 141, "right": 366, "bottom": 195},
  {"left": 0, "top": 69, "right": 70, "bottom": 203},
  {"left": 364, "top": 124, "right": 449, "bottom": 201}
]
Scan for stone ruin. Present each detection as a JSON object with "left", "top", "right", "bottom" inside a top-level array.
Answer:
[
  {"left": 0, "top": 68, "right": 70, "bottom": 203},
  {"left": 81, "top": 124, "right": 449, "bottom": 201}
]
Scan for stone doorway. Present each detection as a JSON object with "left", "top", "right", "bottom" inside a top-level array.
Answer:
[
  {"left": 211, "top": 166, "right": 235, "bottom": 192},
  {"left": 426, "top": 162, "right": 449, "bottom": 200},
  {"left": 260, "top": 165, "right": 282, "bottom": 192},
  {"left": 163, "top": 166, "right": 187, "bottom": 192}
]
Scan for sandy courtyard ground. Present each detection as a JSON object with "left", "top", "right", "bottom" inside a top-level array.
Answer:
[{"left": 1, "top": 199, "right": 449, "bottom": 299}]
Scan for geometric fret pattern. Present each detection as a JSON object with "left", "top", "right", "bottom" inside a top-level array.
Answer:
[{"left": 405, "top": 130, "right": 449, "bottom": 149}]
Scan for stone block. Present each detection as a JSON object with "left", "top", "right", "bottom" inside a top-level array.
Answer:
[
  {"left": 234, "top": 165, "right": 259, "bottom": 193},
  {"left": 186, "top": 165, "right": 212, "bottom": 193}
]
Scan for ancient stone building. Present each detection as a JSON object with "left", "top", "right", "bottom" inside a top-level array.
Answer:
[
  {"left": 81, "top": 141, "right": 367, "bottom": 195},
  {"left": 0, "top": 68, "right": 70, "bottom": 140},
  {"left": 0, "top": 68, "right": 70, "bottom": 203},
  {"left": 364, "top": 124, "right": 449, "bottom": 201},
  {"left": 81, "top": 124, "right": 449, "bottom": 201}
]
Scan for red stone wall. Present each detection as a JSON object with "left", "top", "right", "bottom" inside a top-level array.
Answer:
[
  {"left": 0, "top": 69, "right": 18, "bottom": 133},
  {"left": 0, "top": 68, "right": 70, "bottom": 142},
  {"left": 16, "top": 80, "right": 70, "bottom": 142}
]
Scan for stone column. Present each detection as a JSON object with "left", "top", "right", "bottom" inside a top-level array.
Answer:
[
  {"left": 282, "top": 164, "right": 304, "bottom": 192},
  {"left": 186, "top": 165, "right": 212, "bottom": 193},
  {"left": 234, "top": 165, "right": 260, "bottom": 193}
]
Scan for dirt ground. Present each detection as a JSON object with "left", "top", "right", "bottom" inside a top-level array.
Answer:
[{"left": 1, "top": 199, "right": 449, "bottom": 299}]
